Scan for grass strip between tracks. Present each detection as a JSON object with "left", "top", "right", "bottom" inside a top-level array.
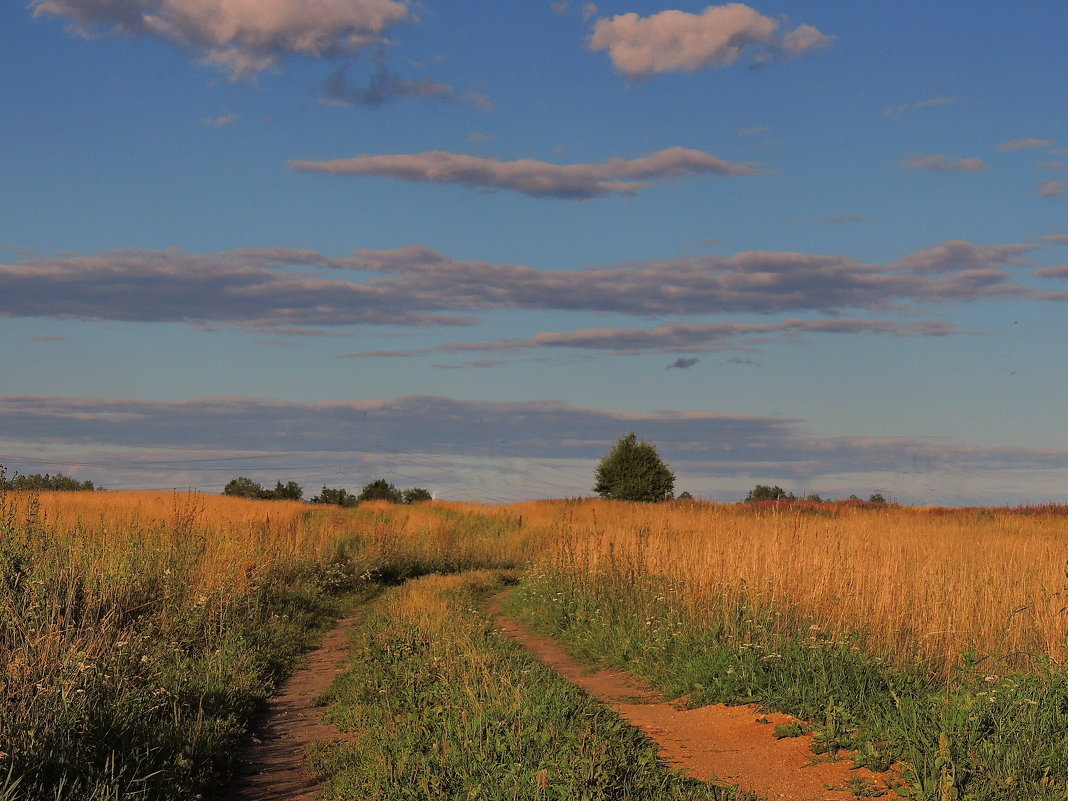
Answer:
[{"left": 309, "top": 570, "right": 750, "bottom": 801}]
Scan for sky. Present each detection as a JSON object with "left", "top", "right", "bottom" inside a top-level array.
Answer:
[{"left": 1, "top": 0, "right": 1067, "bottom": 504}]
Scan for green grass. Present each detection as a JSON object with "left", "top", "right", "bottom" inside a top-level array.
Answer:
[
  {"left": 308, "top": 570, "right": 752, "bottom": 801},
  {"left": 508, "top": 568, "right": 1068, "bottom": 801}
]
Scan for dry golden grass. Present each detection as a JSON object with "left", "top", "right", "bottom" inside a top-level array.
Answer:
[{"left": 507, "top": 500, "right": 1068, "bottom": 672}]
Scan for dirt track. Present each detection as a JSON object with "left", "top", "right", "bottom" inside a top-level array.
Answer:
[
  {"left": 488, "top": 591, "right": 895, "bottom": 801},
  {"left": 218, "top": 616, "right": 357, "bottom": 801}
]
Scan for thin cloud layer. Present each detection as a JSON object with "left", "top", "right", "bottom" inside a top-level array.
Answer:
[
  {"left": 882, "top": 97, "right": 959, "bottom": 118},
  {"left": 31, "top": 0, "right": 414, "bottom": 79},
  {"left": 0, "top": 239, "right": 1050, "bottom": 333},
  {"left": 898, "top": 154, "right": 987, "bottom": 172},
  {"left": 1038, "top": 180, "right": 1066, "bottom": 197},
  {"left": 288, "top": 147, "right": 758, "bottom": 199},
  {"left": 4, "top": 394, "right": 1068, "bottom": 501},
  {"left": 588, "top": 4, "right": 833, "bottom": 78},
  {"left": 319, "top": 60, "right": 452, "bottom": 107},
  {"left": 999, "top": 138, "right": 1056, "bottom": 152},
  {"left": 345, "top": 318, "right": 962, "bottom": 358}
]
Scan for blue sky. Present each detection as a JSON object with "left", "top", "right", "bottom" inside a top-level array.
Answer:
[{"left": 2, "top": 0, "right": 1067, "bottom": 503}]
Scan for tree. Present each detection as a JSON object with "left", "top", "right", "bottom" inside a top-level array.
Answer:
[
  {"left": 744, "top": 484, "right": 795, "bottom": 502},
  {"left": 223, "top": 476, "right": 264, "bottom": 499},
  {"left": 402, "top": 487, "right": 433, "bottom": 504},
  {"left": 868, "top": 492, "right": 888, "bottom": 504},
  {"left": 677, "top": 491, "right": 694, "bottom": 501},
  {"left": 357, "top": 479, "right": 403, "bottom": 504},
  {"left": 593, "top": 433, "right": 675, "bottom": 502}
]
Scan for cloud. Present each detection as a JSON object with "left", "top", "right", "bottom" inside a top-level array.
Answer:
[
  {"left": 430, "top": 360, "right": 507, "bottom": 370},
  {"left": 551, "top": 1, "right": 569, "bottom": 14},
  {"left": 882, "top": 97, "right": 959, "bottom": 118},
  {"left": 201, "top": 112, "right": 239, "bottom": 127},
  {"left": 468, "top": 131, "right": 498, "bottom": 143},
  {"left": 319, "top": 58, "right": 452, "bottom": 107},
  {"left": 588, "top": 4, "right": 833, "bottom": 79},
  {"left": 5, "top": 394, "right": 1068, "bottom": 503},
  {"left": 898, "top": 154, "right": 987, "bottom": 172},
  {"left": 1035, "top": 234, "right": 1068, "bottom": 245},
  {"left": 1038, "top": 161, "right": 1066, "bottom": 170},
  {"left": 580, "top": 3, "right": 598, "bottom": 21},
  {"left": 998, "top": 138, "right": 1056, "bottom": 152},
  {"left": 31, "top": 0, "right": 414, "bottom": 80},
  {"left": 344, "top": 317, "right": 963, "bottom": 358},
  {"left": 1032, "top": 264, "right": 1068, "bottom": 279},
  {"left": 0, "top": 239, "right": 1047, "bottom": 334},
  {"left": 0, "top": 247, "right": 473, "bottom": 330},
  {"left": 1038, "top": 180, "right": 1066, "bottom": 197},
  {"left": 289, "top": 147, "right": 758, "bottom": 199},
  {"left": 667, "top": 357, "right": 700, "bottom": 369},
  {"left": 738, "top": 126, "right": 770, "bottom": 137}
]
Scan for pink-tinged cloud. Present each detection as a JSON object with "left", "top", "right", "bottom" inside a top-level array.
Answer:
[
  {"left": 1033, "top": 264, "right": 1068, "bottom": 279},
  {"left": 0, "top": 239, "right": 1045, "bottom": 333},
  {"left": 882, "top": 96, "right": 959, "bottom": 118},
  {"left": 1035, "top": 234, "right": 1068, "bottom": 245},
  {"left": 343, "top": 317, "right": 962, "bottom": 358},
  {"left": 588, "top": 4, "right": 833, "bottom": 78},
  {"left": 201, "top": 112, "right": 239, "bottom": 127},
  {"left": 898, "top": 154, "right": 988, "bottom": 173},
  {"left": 1038, "top": 180, "right": 1066, "bottom": 197},
  {"left": 31, "top": 0, "right": 413, "bottom": 79},
  {"left": 998, "top": 138, "right": 1056, "bottom": 152},
  {"left": 288, "top": 147, "right": 758, "bottom": 199}
]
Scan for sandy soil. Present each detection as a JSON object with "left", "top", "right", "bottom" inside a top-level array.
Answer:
[
  {"left": 488, "top": 591, "right": 896, "bottom": 801},
  {"left": 216, "top": 616, "right": 358, "bottom": 801}
]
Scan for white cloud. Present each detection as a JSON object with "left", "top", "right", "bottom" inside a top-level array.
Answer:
[
  {"left": 288, "top": 147, "right": 758, "bottom": 199},
  {"left": 32, "top": 0, "right": 414, "bottom": 80},
  {"left": 898, "top": 154, "right": 987, "bottom": 172},
  {"left": 588, "top": 4, "right": 833, "bottom": 79}
]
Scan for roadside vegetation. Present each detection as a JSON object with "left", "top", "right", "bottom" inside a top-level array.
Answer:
[
  {"left": 0, "top": 483, "right": 533, "bottom": 800},
  {"left": 309, "top": 570, "right": 744, "bottom": 801},
  {"left": 4, "top": 476, "right": 1068, "bottom": 800},
  {"left": 505, "top": 499, "right": 1068, "bottom": 800}
]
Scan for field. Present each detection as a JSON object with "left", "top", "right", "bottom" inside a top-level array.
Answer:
[{"left": 1, "top": 488, "right": 1066, "bottom": 800}]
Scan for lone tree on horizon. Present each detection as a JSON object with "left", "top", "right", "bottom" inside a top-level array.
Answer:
[{"left": 593, "top": 433, "right": 675, "bottom": 502}]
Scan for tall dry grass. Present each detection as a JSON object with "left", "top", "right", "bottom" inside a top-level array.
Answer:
[
  {"left": 0, "top": 489, "right": 535, "bottom": 799},
  {"left": 511, "top": 500, "right": 1068, "bottom": 672}
]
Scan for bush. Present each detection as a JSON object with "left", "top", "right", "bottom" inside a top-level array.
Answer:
[
  {"left": 222, "top": 477, "right": 303, "bottom": 501},
  {"left": 312, "top": 486, "right": 358, "bottom": 507},
  {"left": 402, "top": 487, "right": 433, "bottom": 504},
  {"left": 593, "top": 433, "right": 675, "bottom": 502},
  {"left": 744, "top": 484, "right": 795, "bottom": 502},
  {"left": 357, "top": 479, "right": 403, "bottom": 504}
]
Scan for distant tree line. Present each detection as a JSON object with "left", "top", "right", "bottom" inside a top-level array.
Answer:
[
  {"left": 0, "top": 470, "right": 99, "bottom": 492},
  {"left": 744, "top": 484, "right": 887, "bottom": 504},
  {"left": 222, "top": 476, "right": 432, "bottom": 506}
]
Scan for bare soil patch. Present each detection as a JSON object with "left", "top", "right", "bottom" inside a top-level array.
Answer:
[
  {"left": 217, "top": 616, "right": 358, "bottom": 801},
  {"left": 488, "top": 591, "right": 895, "bottom": 801}
]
